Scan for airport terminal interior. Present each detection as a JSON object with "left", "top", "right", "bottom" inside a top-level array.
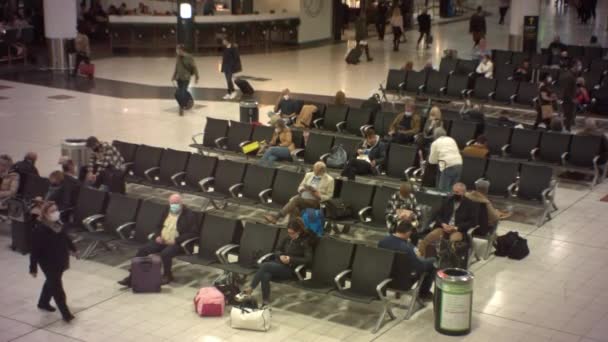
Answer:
[{"left": 1, "top": 0, "right": 608, "bottom": 341}]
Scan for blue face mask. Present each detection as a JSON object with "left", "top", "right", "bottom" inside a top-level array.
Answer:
[{"left": 170, "top": 203, "right": 182, "bottom": 214}]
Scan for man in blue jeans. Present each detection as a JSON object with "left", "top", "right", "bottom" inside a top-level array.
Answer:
[{"left": 428, "top": 127, "right": 463, "bottom": 193}]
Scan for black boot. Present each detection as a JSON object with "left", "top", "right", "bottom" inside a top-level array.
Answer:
[{"left": 117, "top": 275, "right": 131, "bottom": 287}]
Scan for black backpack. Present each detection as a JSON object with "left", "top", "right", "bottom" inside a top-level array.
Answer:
[
  {"left": 494, "top": 231, "right": 529, "bottom": 260},
  {"left": 324, "top": 199, "right": 353, "bottom": 220}
]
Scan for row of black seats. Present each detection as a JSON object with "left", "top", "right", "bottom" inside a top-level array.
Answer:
[{"left": 71, "top": 186, "right": 428, "bottom": 332}]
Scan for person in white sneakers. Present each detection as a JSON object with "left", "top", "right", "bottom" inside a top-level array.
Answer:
[{"left": 220, "top": 38, "right": 242, "bottom": 100}]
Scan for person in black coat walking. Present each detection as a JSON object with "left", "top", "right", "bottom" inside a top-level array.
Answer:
[
  {"left": 375, "top": 1, "right": 388, "bottom": 40},
  {"left": 220, "top": 38, "right": 242, "bottom": 100},
  {"left": 29, "top": 201, "right": 77, "bottom": 322},
  {"left": 417, "top": 8, "right": 431, "bottom": 49},
  {"left": 469, "top": 6, "right": 486, "bottom": 47}
]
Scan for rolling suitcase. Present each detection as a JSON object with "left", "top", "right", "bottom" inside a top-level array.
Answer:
[
  {"left": 131, "top": 255, "right": 162, "bottom": 293},
  {"left": 345, "top": 46, "right": 362, "bottom": 64},
  {"left": 11, "top": 220, "right": 32, "bottom": 255},
  {"left": 235, "top": 78, "right": 254, "bottom": 96},
  {"left": 175, "top": 87, "right": 194, "bottom": 110}
]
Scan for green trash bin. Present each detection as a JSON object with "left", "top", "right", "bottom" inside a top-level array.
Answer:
[{"left": 434, "top": 268, "right": 474, "bottom": 336}]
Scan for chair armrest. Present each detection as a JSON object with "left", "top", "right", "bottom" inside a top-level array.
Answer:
[
  {"left": 488, "top": 92, "right": 495, "bottom": 100},
  {"left": 334, "top": 269, "right": 352, "bottom": 291},
  {"left": 320, "top": 153, "right": 331, "bottom": 162},
  {"left": 290, "top": 148, "right": 305, "bottom": 159},
  {"left": 531, "top": 147, "right": 539, "bottom": 160},
  {"left": 466, "top": 89, "right": 473, "bottom": 96},
  {"left": 217, "top": 244, "right": 240, "bottom": 264},
  {"left": 501, "top": 144, "right": 510, "bottom": 157},
  {"left": 360, "top": 125, "right": 373, "bottom": 136},
  {"left": 199, "top": 177, "right": 215, "bottom": 192},
  {"left": 560, "top": 152, "right": 569, "bottom": 165},
  {"left": 191, "top": 132, "right": 204, "bottom": 145},
  {"left": 238, "top": 140, "right": 251, "bottom": 148},
  {"left": 229, "top": 183, "right": 244, "bottom": 198},
  {"left": 508, "top": 180, "right": 518, "bottom": 197},
  {"left": 116, "top": 222, "right": 136, "bottom": 240},
  {"left": 123, "top": 162, "right": 134, "bottom": 171},
  {"left": 82, "top": 214, "right": 105, "bottom": 232},
  {"left": 294, "top": 264, "right": 308, "bottom": 281},
  {"left": 376, "top": 277, "right": 393, "bottom": 299},
  {"left": 404, "top": 166, "right": 416, "bottom": 180},
  {"left": 509, "top": 94, "right": 517, "bottom": 103},
  {"left": 440, "top": 86, "right": 447, "bottom": 94},
  {"left": 467, "top": 72, "right": 475, "bottom": 78},
  {"left": 466, "top": 139, "right": 475, "bottom": 146},
  {"left": 144, "top": 167, "right": 161, "bottom": 181},
  {"left": 259, "top": 188, "right": 272, "bottom": 204},
  {"left": 313, "top": 118, "right": 324, "bottom": 128},
  {"left": 358, "top": 206, "right": 372, "bottom": 222},
  {"left": 214, "top": 136, "right": 228, "bottom": 149},
  {"left": 336, "top": 121, "right": 347, "bottom": 132},
  {"left": 398, "top": 81, "right": 405, "bottom": 89},
  {"left": 257, "top": 253, "right": 275, "bottom": 265},
  {"left": 171, "top": 172, "right": 187, "bottom": 186},
  {"left": 180, "top": 237, "right": 200, "bottom": 255}
]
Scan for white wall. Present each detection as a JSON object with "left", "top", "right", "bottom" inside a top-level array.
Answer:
[
  {"left": 253, "top": 0, "right": 299, "bottom": 13},
  {"left": 298, "top": 0, "right": 332, "bottom": 43}
]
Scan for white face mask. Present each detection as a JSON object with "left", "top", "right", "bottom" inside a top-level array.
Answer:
[
  {"left": 48, "top": 211, "right": 60, "bottom": 222},
  {"left": 275, "top": 128, "right": 281, "bottom": 133},
  {"left": 404, "top": 111, "right": 412, "bottom": 117},
  {"left": 283, "top": 95, "right": 290, "bottom": 101}
]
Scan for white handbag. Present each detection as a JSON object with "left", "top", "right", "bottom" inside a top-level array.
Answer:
[{"left": 230, "top": 306, "right": 271, "bottom": 332}]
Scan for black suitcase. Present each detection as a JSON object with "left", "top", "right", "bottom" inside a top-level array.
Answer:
[
  {"left": 175, "top": 88, "right": 194, "bottom": 110},
  {"left": 235, "top": 78, "right": 254, "bottom": 96},
  {"left": 11, "top": 220, "right": 32, "bottom": 255},
  {"left": 345, "top": 46, "right": 362, "bottom": 64}
]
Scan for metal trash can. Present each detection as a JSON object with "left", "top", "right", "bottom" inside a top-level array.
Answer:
[
  {"left": 61, "top": 139, "right": 91, "bottom": 171},
  {"left": 239, "top": 100, "right": 259, "bottom": 123},
  {"left": 434, "top": 268, "right": 474, "bottom": 336}
]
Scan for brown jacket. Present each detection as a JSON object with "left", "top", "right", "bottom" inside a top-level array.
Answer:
[
  {"left": 294, "top": 104, "right": 318, "bottom": 128},
  {"left": 270, "top": 128, "right": 295, "bottom": 152},
  {"left": 389, "top": 113, "right": 421, "bottom": 136},
  {"left": 462, "top": 143, "right": 489, "bottom": 158},
  {"left": 0, "top": 172, "right": 20, "bottom": 207},
  {"left": 465, "top": 191, "right": 498, "bottom": 226}
]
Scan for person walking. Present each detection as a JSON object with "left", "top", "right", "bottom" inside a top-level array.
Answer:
[
  {"left": 355, "top": 15, "right": 373, "bottom": 62},
  {"left": 29, "top": 201, "right": 77, "bottom": 323},
  {"left": 416, "top": 7, "right": 431, "bottom": 50},
  {"left": 498, "top": 0, "right": 510, "bottom": 25},
  {"left": 220, "top": 38, "right": 242, "bottom": 100},
  {"left": 375, "top": 1, "right": 388, "bottom": 40},
  {"left": 72, "top": 24, "right": 91, "bottom": 78},
  {"left": 560, "top": 62, "right": 577, "bottom": 131},
  {"left": 172, "top": 44, "right": 199, "bottom": 116},
  {"left": 390, "top": 8, "right": 403, "bottom": 52},
  {"left": 469, "top": 6, "right": 486, "bottom": 47}
]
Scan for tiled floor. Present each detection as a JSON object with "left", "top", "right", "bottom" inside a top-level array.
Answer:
[{"left": 1, "top": 0, "right": 608, "bottom": 341}]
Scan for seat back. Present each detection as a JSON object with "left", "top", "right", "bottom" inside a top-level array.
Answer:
[
  {"left": 584, "top": 46, "right": 603, "bottom": 59},
  {"left": 184, "top": 154, "right": 217, "bottom": 190},
  {"left": 338, "top": 181, "right": 375, "bottom": 217},
  {"left": 460, "top": 156, "right": 487, "bottom": 190},
  {"left": 390, "top": 252, "right": 420, "bottom": 291},
  {"left": 271, "top": 170, "right": 305, "bottom": 206},
  {"left": 374, "top": 111, "right": 399, "bottom": 137},
  {"left": 134, "top": 200, "right": 168, "bottom": 243},
  {"left": 494, "top": 64, "right": 516, "bottom": 81},
  {"left": 22, "top": 175, "right": 49, "bottom": 200},
  {"left": 237, "top": 222, "right": 280, "bottom": 268},
  {"left": 530, "top": 53, "right": 550, "bottom": 69},
  {"left": 370, "top": 186, "right": 397, "bottom": 225},
  {"left": 225, "top": 121, "right": 253, "bottom": 152},
  {"left": 132, "top": 145, "right": 164, "bottom": 178},
  {"left": 415, "top": 191, "right": 447, "bottom": 230},
  {"left": 492, "top": 49, "right": 513, "bottom": 65},
  {"left": 439, "top": 57, "right": 458, "bottom": 74},
  {"left": 345, "top": 107, "right": 373, "bottom": 135},
  {"left": 199, "top": 214, "right": 243, "bottom": 262},
  {"left": 581, "top": 71, "right": 602, "bottom": 89},
  {"left": 405, "top": 71, "right": 427, "bottom": 93},
  {"left": 569, "top": 135, "right": 602, "bottom": 167},
  {"left": 510, "top": 52, "right": 530, "bottom": 67},
  {"left": 112, "top": 140, "right": 138, "bottom": 163},
  {"left": 251, "top": 125, "right": 274, "bottom": 144},
  {"left": 425, "top": 71, "right": 449, "bottom": 95},
  {"left": 304, "top": 133, "right": 334, "bottom": 164},
  {"left": 472, "top": 78, "right": 497, "bottom": 100},
  {"left": 510, "top": 129, "right": 541, "bottom": 160},
  {"left": 349, "top": 245, "right": 394, "bottom": 298},
  {"left": 484, "top": 125, "right": 512, "bottom": 155},
  {"left": 446, "top": 74, "right": 469, "bottom": 98},
  {"left": 590, "top": 60, "right": 608, "bottom": 74},
  {"left": 73, "top": 187, "right": 108, "bottom": 225},
  {"left": 214, "top": 160, "right": 247, "bottom": 195},
  {"left": 517, "top": 163, "right": 553, "bottom": 201},
  {"left": 386, "top": 144, "right": 418, "bottom": 179},
  {"left": 386, "top": 69, "right": 407, "bottom": 92},
  {"left": 537, "top": 132, "right": 572, "bottom": 164},
  {"left": 310, "top": 237, "right": 356, "bottom": 286},
  {"left": 323, "top": 105, "right": 349, "bottom": 132},
  {"left": 455, "top": 59, "right": 477, "bottom": 76},
  {"left": 449, "top": 120, "right": 478, "bottom": 149},
  {"left": 566, "top": 45, "right": 584, "bottom": 58},
  {"left": 203, "top": 118, "right": 229, "bottom": 148},
  {"left": 333, "top": 136, "right": 362, "bottom": 160},
  {"left": 494, "top": 80, "right": 519, "bottom": 102},
  {"left": 485, "top": 159, "right": 519, "bottom": 196},
  {"left": 158, "top": 149, "right": 190, "bottom": 183},
  {"left": 103, "top": 193, "right": 140, "bottom": 235},
  {"left": 241, "top": 165, "right": 276, "bottom": 200},
  {"left": 515, "top": 82, "right": 538, "bottom": 106},
  {"left": 291, "top": 129, "right": 305, "bottom": 149}
]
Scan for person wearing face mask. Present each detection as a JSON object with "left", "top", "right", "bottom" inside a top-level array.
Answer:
[
  {"left": 388, "top": 97, "right": 421, "bottom": 144},
  {"left": 341, "top": 128, "right": 387, "bottom": 180},
  {"left": 172, "top": 44, "right": 199, "bottom": 115},
  {"left": 0, "top": 155, "right": 19, "bottom": 212},
  {"left": 421, "top": 106, "right": 444, "bottom": 145},
  {"left": 44, "top": 171, "right": 69, "bottom": 213},
  {"left": 269, "top": 88, "right": 301, "bottom": 124},
  {"left": 85, "top": 136, "right": 126, "bottom": 194},
  {"left": 118, "top": 194, "right": 196, "bottom": 286},
  {"left": 220, "top": 38, "right": 242, "bottom": 100},
  {"left": 560, "top": 62, "right": 578, "bottom": 131},
  {"left": 385, "top": 182, "right": 422, "bottom": 233},
  {"left": 29, "top": 201, "right": 77, "bottom": 322},
  {"left": 534, "top": 74, "right": 558, "bottom": 130},
  {"left": 417, "top": 183, "right": 478, "bottom": 257},
  {"left": 264, "top": 162, "right": 334, "bottom": 224},
  {"left": 236, "top": 217, "right": 313, "bottom": 306},
  {"left": 259, "top": 119, "right": 295, "bottom": 167}
]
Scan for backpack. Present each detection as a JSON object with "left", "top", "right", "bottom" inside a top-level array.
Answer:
[
  {"left": 325, "top": 145, "right": 348, "bottom": 169},
  {"left": 213, "top": 272, "right": 242, "bottom": 305},
  {"left": 301, "top": 208, "right": 325, "bottom": 237},
  {"left": 324, "top": 199, "right": 353, "bottom": 220},
  {"left": 494, "top": 231, "right": 529, "bottom": 260}
]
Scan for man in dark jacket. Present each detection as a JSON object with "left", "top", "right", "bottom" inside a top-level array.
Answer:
[
  {"left": 13, "top": 152, "right": 39, "bottom": 195},
  {"left": 560, "top": 62, "right": 577, "bottom": 131},
  {"left": 469, "top": 6, "right": 486, "bottom": 47},
  {"left": 375, "top": 1, "right": 388, "bottom": 40},
  {"left": 172, "top": 44, "right": 199, "bottom": 115},
  {"left": 118, "top": 194, "right": 197, "bottom": 286},
  {"left": 341, "top": 128, "right": 386, "bottom": 179},
  {"left": 417, "top": 183, "right": 478, "bottom": 257},
  {"left": 221, "top": 38, "right": 242, "bottom": 100},
  {"left": 416, "top": 8, "right": 431, "bottom": 49},
  {"left": 355, "top": 15, "right": 373, "bottom": 62}
]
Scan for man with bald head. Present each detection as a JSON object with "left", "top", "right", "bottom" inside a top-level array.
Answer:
[
  {"left": 118, "top": 193, "right": 197, "bottom": 286},
  {"left": 417, "top": 182, "right": 478, "bottom": 257},
  {"left": 264, "top": 161, "right": 334, "bottom": 224}
]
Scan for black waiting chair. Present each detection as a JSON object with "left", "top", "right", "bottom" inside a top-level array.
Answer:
[
  {"left": 404, "top": 71, "right": 427, "bottom": 94},
  {"left": 455, "top": 59, "right": 477, "bottom": 77},
  {"left": 514, "top": 81, "right": 538, "bottom": 107},
  {"left": 485, "top": 159, "right": 520, "bottom": 197},
  {"left": 512, "top": 163, "right": 557, "bottom": 226},
  {"left": 144, "top": 149, "right": 190, "bottom": 186},
  {"left": 216, "top": 121, "right": 254, "bottom": 153},
  {"left": 112, "top": 140, "right": 138, "bottom": 166},
  {"left": 532, "top": 131, "right": 572, "bottom": 165},
  {"left": 372, "top": 111, "right": 399, "bottom": 138},
  {"left": 449, "top": 120, "right": 478, "bottom": 149},
  {"left": 469, "top": 77, "right": 497, "bottom": 101},
  {"left": 200, "top": 159, "right": 247, "bottom": 209},
  {"left": 314, "top": 105, "right": 349, "bottom": 132},
  {"left": 333, "top": 245, "right": 396, "bottom": 333},
  {"left": 492, "top": 80, "right": 519, "bottom": 104},
  {"left": 467, "top": 203, "right": 498, "bottom": 261},
  {"left": 329, "top": 181, "right": 375, "bottom": 225},
  {"left": 259, "top": 169, "right": 305, "bottom": 210},
  {"left": 215, "top": 222, "right": 281, "bottom": 275},
  {"left": 387, "top": 251, "right": 430, "bottom": 320},
  {"left": 492, "top": 49, "right": 513, "bottom": 65},
  {"left": 293, "top": 133, "right": 334, "bottom": 166},
  {"left": 117, "top": 200, "right": 168, "bottom": 247},
  {"left": 293, "top": 237, "right": 356, "bottom": 293},
  {"left": 127, "top": 145, "right": 164, "bottom": 182},
  {"left": 423, "top": 71, "right": 449, "bottom": 97},
  {"left": 439, "top": 57, "right": 458, "bottom": 74},
  {"left": 530, "top": 53, "right": 550, "bottom": 69},
  {"left": 327, "top": 136, "right": 362, "bottom": 164},
  {"left": 493, "top": 64, "right": 516, "bottom": 81},
  {"left": 566, "top": 45, "right": 584, "bottom": 59},
  {"left": 180, "top": 214, "right": 243, "bottom": 266},
  {"left": 484, "top": 125, "right": 512, "bottom": 156},
  {"left": 564, "top": 135, "right": 607, "bottom": 186},
  {"left": 589, "top": 60, "right": 608, "bottom": 75},
  {"left": 21, "top": 175, "right": 49, "bottom": 200},
  {"left": 358, "top": 185, "right": 397, "bottom": 231},
  {"left": 510, "top": 52, "right": 530, "bottom": 68},
  {"left": 173, "top": 154, "right": 217, "bottom": 192},
  {"left": 384, "top": 144, "right": 418, "bottom": 180},
  {"left": 229, "top": 165, "right": 277, "bottom": 205},
  {"left": 581, "top": 71, "right": 603, "bottom": 90},
  {"left": 340, "top": 107, "right": 373, "bottom": 136},
  {"left": 414, "top": 191, "right": 447, "bottom": 232},
  {"left": 460, "top": 156, "right": 487, "bottom": 190},
  {"left": 190, "top": 117, "right": 230, "bottom": 153},
  {"left": 385, "top": 69, "right": 407, "bottom": 94},
  {"left": 508, "top": 129, "right": 541, "bottom": 160},
  {"left": 72, "top": 187, "right": 108, "bottom": 232},
  {"left": 249, "top": 124, "right": 275, "bottom": 147},
  {"left": 584, "top": 46, "right": 603, "bottom": 59},
  {"left": 445, "top": 74, "right": 469, "bottom": 99}
]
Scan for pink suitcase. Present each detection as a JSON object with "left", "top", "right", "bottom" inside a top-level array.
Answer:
[{"left": 194, "top": 287, "right": 225, "bottom": 317}]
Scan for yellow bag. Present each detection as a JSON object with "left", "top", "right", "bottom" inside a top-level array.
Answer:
[{"left": 242, "top": 141, "right": 261, "bottom": 154}]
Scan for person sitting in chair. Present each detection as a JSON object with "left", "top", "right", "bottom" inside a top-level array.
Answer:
[
  {"left": 341, "top": 128, "right": 387, "bottom": 180},
  {"left": 118, "top": 193, "right": 197, "bottom": 286},
  {"left": 465, "top": 179, "right": 511, "bottom": 233},
  {"left": 268, "top": 89, "right": 301, "bottom": 124},
  {"left": 388, "top": 97, "right": 421, "bottom": 144},
  {"left": 385, "top": 182, "right": 422, "bottom": 233}
]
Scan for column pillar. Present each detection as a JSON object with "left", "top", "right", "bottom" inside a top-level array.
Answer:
[
  {"left": 508, "top": 1, "right": 541, "bottom": 51},
  {"left": 43, "top": 0, "right": 77, "bottom": 70}
]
